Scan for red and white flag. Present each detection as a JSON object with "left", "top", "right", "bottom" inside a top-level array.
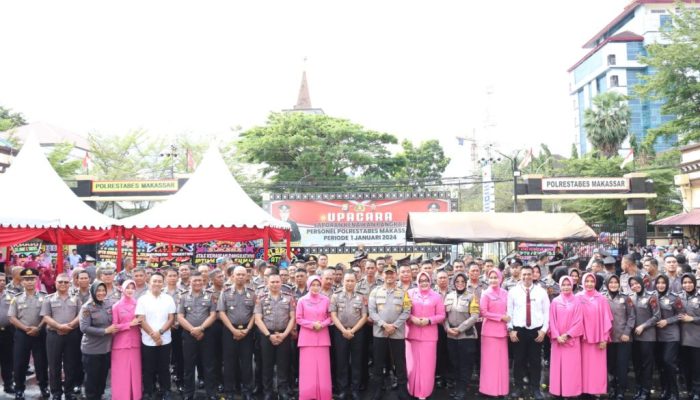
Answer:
[
  {"left": 186, "top": 149, "right": 195, "bottom": 172},
  {"left": 620, "top": 149, "right": 634, "bottom": 169},
  {"left": 82, "top": 151, "right": 91, "bottom": 172},
  {"left": 517, "top": 148, "right": 533, "bottom": 170}
]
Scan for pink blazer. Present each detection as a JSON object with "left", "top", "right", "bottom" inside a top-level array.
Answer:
[
  {"left": 111, "top": 300, "right": 141, "bottom": 350},
  {"left": 480, "top": 288, "right": 509, "bottom": 338},
  {"left": 406, "top": 288, "right": 445, "bottom": 342},
  {"left": 296, "top": 294, "right": 331, "bottom": 347}
]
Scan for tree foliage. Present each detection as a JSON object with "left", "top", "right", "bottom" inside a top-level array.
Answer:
[
  {"left": 46, "top": 143, "right": 82, "bottom": 179},
  {"left": 0, "top": 106, "right": 27, "bottom": 134},
  {"left": 583, "top": 92, "right": 631, "bottom": 158},
  {"left": 391, "top": 139, "right": 450, "bottom": 189},
  {"left": 637, "top": 4, "right": 700, "bottom": 145}
]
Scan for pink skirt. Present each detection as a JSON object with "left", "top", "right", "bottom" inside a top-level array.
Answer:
[
  {"left": 581, "top": 341, "right": 607, "bottom": 394},
  {"left": 298, "top": 346, "right": 332, "bottom": 400},
  {"left": 110, "top": 347, "right": 142, "bottom": 400},
  {"left": 406, "top": 339, "right": 437, "bottom": 398},
  {"left": 479, "top": 336, "right": 509, "bottom": 396}
]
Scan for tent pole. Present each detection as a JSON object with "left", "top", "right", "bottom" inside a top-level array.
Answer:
[
  {"left": 132, "top": 236, "right": 138, "bottom": 268},
  {"left": 56, "top": 232, "right": 64, "bottom": 274},
  {"left": 116, "top": 228, "right": 123, "bottom": 272},
  {"left": 5, "top": 247, "right": 11, "bottom": 274},
  {"left": 263, "top": 228, "right": 269, "bottom": 262},
  {"left": 286, "top": 230, "right": 291, "bottom": 260}
]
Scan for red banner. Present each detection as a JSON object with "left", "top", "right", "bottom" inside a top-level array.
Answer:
[{"left": 269, "top": 197, "right": 450, "bottom": 247}]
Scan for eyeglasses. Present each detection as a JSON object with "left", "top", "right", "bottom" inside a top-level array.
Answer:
[{"left": 57, "top": 281, "right": 70, "bottom": 284}]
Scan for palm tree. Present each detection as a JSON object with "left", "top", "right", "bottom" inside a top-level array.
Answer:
[{"left": 583, "top": 92, "right": 631, "bottom": 158}]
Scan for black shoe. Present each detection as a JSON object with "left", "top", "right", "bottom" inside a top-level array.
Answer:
[
  {"left": 25, "top": 367, "right": 34, "bottom": 376},
  {"left": 40, "top": 387, "right": 50, "bottom": 398},
  {"left": 162, "top": 391, "right": 173, "bottom": 400},
  {"left": 692, "top": 395, "right": 700, "bottom": 400},
  {"left": 279, "top": 392, "right": 291, "bottom": 400},
  {"left": 511, "top": 388, "right": 522, "bottom": 399},
  {"left": 616, "top": 394, "right": 625, "bottom": 400},
  {"left": 253, "top": 386, "right": 263, "bottom": 395},
  {"left": 218, "top": 384, "right": 225, "bottom": 393},
  {"left": 72, "top": 386, "right": 81, "bottom": 395},
  {"left": 532, "top": 388, "right": 544, "bottom": 400},
  {"left": 51, "top": 395, "right": 62, "bottom": 400},
  {"left": 14, "top": 392, "right": 24, "bottom": 400},
  {"left": 243, "top": 394, "right": 255, "bottom": 400},
  {"left": 177, "top": 385, "right": 184, "bottom": 394},
  {"left": 197, "top": 379, "right": 205, "bottom": 389},
  {"left": 4, "top": 385, "right": 14, "bottom": 394},
  {"left": 337, "top": 392, "right": 347, "bottom": 400}
]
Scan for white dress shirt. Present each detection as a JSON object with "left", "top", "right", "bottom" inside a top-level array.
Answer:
[{"left": 507, "top": 282, "right": 550, "bottom": 332}]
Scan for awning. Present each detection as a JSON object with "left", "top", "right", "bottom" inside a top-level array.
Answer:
[
  {"left": 651, "top": 209, "right": 700, "bottom": 226},
  {"left": 406, "top": 212, "right": 597, "bottom": 244}
]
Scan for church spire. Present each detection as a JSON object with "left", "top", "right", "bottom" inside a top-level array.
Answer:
[{"left": 294, "top": 69, "right": 312, "bottom": 110}]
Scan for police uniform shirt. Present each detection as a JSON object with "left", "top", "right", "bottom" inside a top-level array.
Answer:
[
  {"left": 70, "top": 288, "right": 91, "bottom": 305},
  {"left": 179, "top": 290, "right": 216, "bottom": 328},
  {"left": 657, "top": 292, "right": 683, "bottom": 342},
  {"left": 208, "top": 287, "right": 223, "bottom": 309},
  {"left": 104, "top": 287, "right": 122, "bottom": 307},
  {"left": 281, "top": 283, "right": 294, "bottom": 296},
  {"left": 0, "top": 290, "right": 12, "bottom": 328},
  {"left": 502, "top": 277, "right": 519, "bottom": 292},
  {"left": 9, "top": 291, "right": 46, "bottom": 327},
  {"left": 134, "top": 285, "right": 149, "bottom": 300},
  {"left": 116, "top": 270, "right": 133, "bottom": 286},
  {"left": 632, "top": 291, "right": 661, "bottom": 342},
  {"left": 679, "top": 290, "right": 700, "bottom": 347},
  {"left": 356, "top": 277, "right": 383, "bottom": 297},
  {"left": 7, "top": 281, "right": 23, "bottom": 296},
  {"left": 254, "top": 292, "right": 294, "bottom": 332},
  {"left": 217, "top": 286, "right": 256, "bottom": 328},
  {"left": 466, "top": 280, "right": 485, "bottom": 300},
  {"left": 605, "top": 292, "right": 636, "bottom": 342},
  {"left": 444, "top": 290, "right": 480, "bottom": 339},
  {"left": 79, "top": 301, "right": 113, "bottom": 354},
  {"left": 40, "top": 292, "right": 81, "bottom": 329},
  {"left": 330, "top": 290, "right": 367, "bottom": 328},
  {"left": 368, "top": 286, "right": 411, "bottom": 339},
  {"left": 293, "top": 286, "right": 307, "bottom": 300}
]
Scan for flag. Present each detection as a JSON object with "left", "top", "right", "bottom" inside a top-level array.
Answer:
[
  {"left": 82, "top": 151, "right": 90, "bottom": 172},
  {"left": 517, "top": 148, "right": 533, "bottom": 170},
  {"left": 621, "top": 148, "right": 634, "bottom": 169},
  {"left": 456, "top": 136, "right": 465, "bottom": 146},
  {"left": 186, "top": 149, "right": 195, "bottom": 172}
]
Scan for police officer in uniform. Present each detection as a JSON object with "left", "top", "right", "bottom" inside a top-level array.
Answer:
[
  {"left": 357, "top": 259, "right": 382, "bottom": 390},
  {"left": 330, "top": 271, "right": 368, "bottom": 400},
  {"left": 367, "top": 264, "right": 411, "bottom": 400},
  {"left": 605, "top": 274, "right": 636, "bottom": 400},
  {"left": 40, "top": 273, "right": 81, "bottom": 400},
  {"left": 654, "top": 275, "right": 682, "bottom": 400},
  {"left": 0, "top": 272, "right": 15, "bottom": 394},
  {"left": 629, "top": 275, "right": 661, "bottom": 400},
  {"left": 8, "top": 268, "right": 49, "bottom": 399},
  {"left": 254, "top": 268, "right": 296, "bottom": 400},
  {"left": 79, "top": 281, "right": 116, "bottom": 400},
  {"left": 208, "top": 269, "right": 226, "bottom": 393},
  {"left": 218, "top": 266, "right": 257, "bottom": 400},
  {"left": 678, "top": 273, "right": 700, "bottom": 400},
  {"left": 177, "top": 271, "right": 218, "bottom": 400},
  {"left": 7, "top": 267, "right": 24, "bottom": 296}
]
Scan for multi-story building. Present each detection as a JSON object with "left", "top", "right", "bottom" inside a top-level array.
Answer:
[{"left": 569, "top": 0, "right": 696, "bottom": 155}]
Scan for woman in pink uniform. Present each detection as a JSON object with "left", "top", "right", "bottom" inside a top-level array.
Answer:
[
  {"left": 406, "top": 271, "right": 445, "bottom": 400},
  {"left": 111, "top": 279, "right": 142, "bottom": 400},
  {"left": 479, "top": 269, "right": 510, "bottom": 397},
  {"left": 577, "top": 272, "right": 613, "bottom": 397},
  {"left": 296, "top": 275, "right": 332, "bottom": 400},
  {"left": 549, "top": 275, "right": 584, "bottom": 398}
]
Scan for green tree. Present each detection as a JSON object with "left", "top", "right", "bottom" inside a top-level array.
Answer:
[
  {"left": 87, "top": 130, "right": 165, "bottom": 180},
  {"left": 583, "top": 92, "right": 631, "bottom": 158},
  {"left": 236, "top": 112, "right": 398, "bottom": 192},
  {"left": 570, "top": 143, "right": 579, "bottom": 159},
  {"left": 0, "top": 106, "right": 27, "bottom": 133},
  {"left": 391, "top": 139, "right": 450, "bottom": 190},
  {"left": 636, "top": 4, "right": 700, "bottom": 146},
  {"left": 46, "top": 142, "right": 82, "bottom": 179}
]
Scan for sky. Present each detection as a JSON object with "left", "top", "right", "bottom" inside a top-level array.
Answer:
[{"left": 0, "top": 0, "right": 632, "bottom": 176}]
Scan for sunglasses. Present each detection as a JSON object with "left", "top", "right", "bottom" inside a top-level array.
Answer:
[{"left": 57, "top": 281, "right": 70, "bottom": 284}]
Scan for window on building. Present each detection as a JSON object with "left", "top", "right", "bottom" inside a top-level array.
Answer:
[
  {"left": 607, "top": 54, "right": 617, "bottom": 65},
  {"left": 610, "top": 75, "right": 619, "bottom": 87},
  {"left": 660, "top": 14, "right": 672, "bottom": 31}
]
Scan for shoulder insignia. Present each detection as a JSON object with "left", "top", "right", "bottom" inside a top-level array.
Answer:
[
  {"left": 649, "top": 296, "right": 658, "bottom": 307},
  {"left": 82, "top": 309, "right": 89, "bottom": 317}
]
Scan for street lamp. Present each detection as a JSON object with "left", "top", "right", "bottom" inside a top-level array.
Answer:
[{"left": 159, "top": 145, "right": 178, "bottom": 178}]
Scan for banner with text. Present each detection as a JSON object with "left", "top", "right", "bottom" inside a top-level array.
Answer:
[
  {"left": 542, "top": 177, "right": 629, "bottom": 192},
  {"left": 269, "top": 196, "right": 452, "bottom": 247}
]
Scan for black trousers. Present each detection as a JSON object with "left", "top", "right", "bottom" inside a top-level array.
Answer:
[
  {"left": 681, "top": 345, "right": 700, "bottom": 396},
  {"left": 260, "top": 334, "right": 291, "bottom": 395},
  {"left": 334, "top": 327, "right": 365, "bottom": 393},
  {"left": 182, "top": 330, "right": 215, "bottom": 397},
  {"left": 142, "top": 343, "right": 172, "bottom": 396},
  {"left": 210, "top": 320, "right": 223, "bottom": 387},
  {"left": 607, "top": 342, "right": 632, "bottom": 394},
  {"left": 170, "top": 327, "right": 184, "bottom": 385},
  {"left": 436, "top": 324, "right": 451, "bottom": 382},
  {"left": 13, "top": 328, "right": 47, "bottom": 391},
  {"left": 0, "top": 326, "right": 14, "bottom": 389},
  {"left": 46, "top": 329, "right": 81, "bottom": 395},
  {"left": 254, "top": 328, "right": 263, "bottom": 389},
  {"left": 632, "top": 341, "right": 655, "bottom": 391},
  {"left": 82, "top": 353, "right": 110, "bottom": 400},
  {"left": 371, "top": 337, "right": 409, "bottom": 400},
  {"left": 512, "top": 327, "right": 542, "bottom": 389},
  {"left": 223, "top": 330, "right": 254, "bottom": 395},
  {"left": 657, "top": 341, "right": 680, "bottom": 395},
  {"left": 447, "top": 338, "right": 477, "bottom": 396},
  {"left": 361, "top": 324, "right": 373, "bottom": 388}
]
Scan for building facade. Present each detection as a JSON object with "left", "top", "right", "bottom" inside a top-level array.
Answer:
[{"left": 569, "top": 0, "right": 696, "bottom": 155}]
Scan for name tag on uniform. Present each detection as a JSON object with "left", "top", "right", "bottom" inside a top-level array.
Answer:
[
  {"left": 641, "top": 298, "right": 648, "bottom": 305},
  {"left": 693, "top": 298, "right": 699, "bottom": 304},
  {"left": 618, "top": 298, "right": 625, "bottom": 304},
  {"left": 204, "top": 295, "right": 209, "bottom": 301}
]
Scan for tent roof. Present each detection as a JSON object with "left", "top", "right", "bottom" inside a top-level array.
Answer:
[
  {"left": 0, "top": 134, "right": 117, "bottom": 230},
  {"left": 1, "top": 122, "right": 90, "bottom": 151},
  {"left": 651, "top": 209, "right": 700, "bottom": 226},
  {"left": 119, "top": 145, "right": 290, "bottom": 233},
  {"left": 406, "top": 212, "right": 597, "bottom": 243}
]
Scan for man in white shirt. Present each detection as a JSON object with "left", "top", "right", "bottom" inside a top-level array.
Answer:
[
  {"left": 67, "top": 249, "right": 82, "bottom": 270},
  {"left": 136, "top": 272, "right": 176, "bottom": 400},
  {"left": 507, "top": 264, "right": 550, "bottom": 400}
]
